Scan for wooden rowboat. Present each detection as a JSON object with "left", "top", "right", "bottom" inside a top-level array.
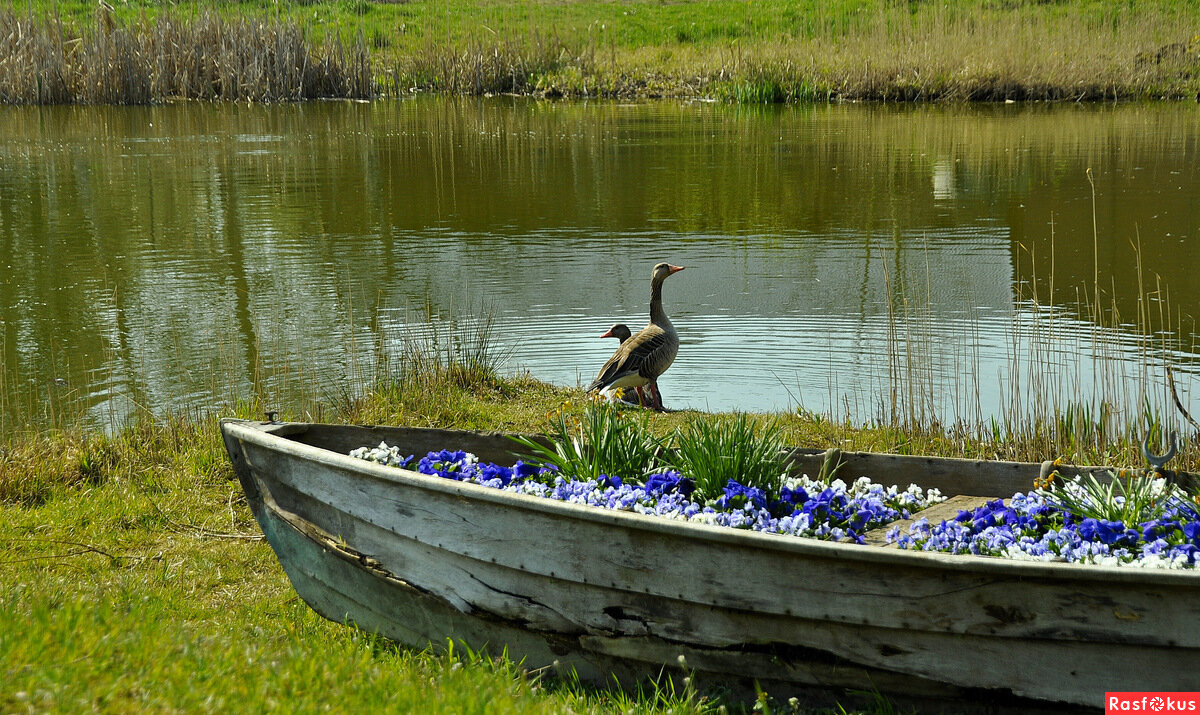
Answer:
[{"left": 221, "top": 419, "right": 1200, "bottom": 712}]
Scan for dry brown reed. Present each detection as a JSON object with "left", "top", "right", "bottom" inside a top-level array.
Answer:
[{"left": 0, "top": 8, "right": 374, "bottom": 104}]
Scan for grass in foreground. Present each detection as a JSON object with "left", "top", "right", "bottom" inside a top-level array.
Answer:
[{"left": 0, "top": 401, "right": 703, "bottom": 713}]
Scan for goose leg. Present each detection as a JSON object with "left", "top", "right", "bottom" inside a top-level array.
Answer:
[{"left": 647, "top": 381, "right": 665, "bottom": 412}]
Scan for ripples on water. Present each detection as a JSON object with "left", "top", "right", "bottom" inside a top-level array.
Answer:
[{"left": 1, "top": 99, "right": 1198, "bottom": 432}]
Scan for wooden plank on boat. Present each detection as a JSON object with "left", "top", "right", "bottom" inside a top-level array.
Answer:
[
  {"left": 782, "top": 447, "right": 1185, "bottom": 500},
  {"left": 782, "top": 447, "right": 1044, "bottom": 497},
  {"left": 285, "top": 423, "right": 549, "bottom": 468},
  {"left": 861, "top": 495, "right": 997, "bottom": 547}
]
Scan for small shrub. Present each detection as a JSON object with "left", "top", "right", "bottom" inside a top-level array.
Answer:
[
  {"left": 668, "top": 413, "right": 788, "bottom": 502},
  {"left": 1039, "top": 470, "right": 1197, "bottom": 526},
  {"left": 510, "top": 398, "right": 665, "bottom": 483}
]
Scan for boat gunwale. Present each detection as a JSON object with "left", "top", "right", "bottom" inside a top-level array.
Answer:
[{"left": 223, "top": 419, "right": 1200, "bottom": 586}]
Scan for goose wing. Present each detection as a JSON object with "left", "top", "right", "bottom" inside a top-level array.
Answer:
[{"left": 631, "top": 329, "right": 677, "bottom": 380}]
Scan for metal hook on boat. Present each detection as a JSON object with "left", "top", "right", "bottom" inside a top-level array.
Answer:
[
  {"left": 265, "top": 410, "right": 279, "bottom": 424},
  {"left": 1142, "top": 429, "right": 1178, "bottom": 472}
]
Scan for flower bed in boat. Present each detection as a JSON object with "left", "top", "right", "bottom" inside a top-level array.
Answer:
[
  {"left": 889, "top": 477, "right": 1200, "bottom": 569},
  {"left": 350, "top": 444, "right": 1200, "bottom": 569},
  {"left": 349, "top": 444, "right": 941, "bottom": 543}
]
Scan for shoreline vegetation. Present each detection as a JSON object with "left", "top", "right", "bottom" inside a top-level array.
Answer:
[{"left": 2, "top": 0, "right": 1199, "bottom": 104}]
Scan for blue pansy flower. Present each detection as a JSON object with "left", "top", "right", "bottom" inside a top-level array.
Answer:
[
  {"left": 1183, "top": 521, "right": 1200, "bottom": 546},
  {"left": 478, "top": 463, "right": 514, "bottom": 486},
  {"left": 644, "top": 471, "right": 693, "bottom": 496},
  {"left": 717, "top": 480, "right": 769, "bottom": 511}
]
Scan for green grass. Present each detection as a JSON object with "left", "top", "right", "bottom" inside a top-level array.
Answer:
[
  {"left": 0, "top": 405, "right": 681, "bottom": 714},
  {"left": 5, "top": 0, "right": 1200, "bottom": 102}
]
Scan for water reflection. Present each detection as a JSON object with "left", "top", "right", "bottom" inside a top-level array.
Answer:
[{"left": 1, "top": 99, "right": 1197, "bottom": 431}]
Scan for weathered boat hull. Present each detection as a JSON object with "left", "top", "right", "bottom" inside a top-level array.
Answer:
[{"left": 222, "top": 420, "right": 1200, "bottom": 712}]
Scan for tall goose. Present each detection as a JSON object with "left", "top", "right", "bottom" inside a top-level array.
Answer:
[{"left": 587, "top": 262, "right": 685, "bottom": 411}]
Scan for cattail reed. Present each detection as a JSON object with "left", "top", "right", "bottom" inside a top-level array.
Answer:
[{"left": 0, "top": 8, "right": 374, "bottom": 104}]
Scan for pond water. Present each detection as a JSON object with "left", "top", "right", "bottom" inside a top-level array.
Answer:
[{"left": 2, "top": 98, "right": 1198, "bottom": 431}]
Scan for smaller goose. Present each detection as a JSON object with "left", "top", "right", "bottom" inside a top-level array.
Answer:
[
  {"left": 588, "top": 262, "right": 685, "bottom": 411},
  {"left": 600, "top": 324, "right": 632, "bottom": 343},
  {"left": 598, "top": 324, "right": 641, "bottom": 405}
]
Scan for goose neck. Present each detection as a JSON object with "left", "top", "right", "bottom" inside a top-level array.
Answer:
[{"left": 649, "top": 279, "right": 671, "bottom": 326}]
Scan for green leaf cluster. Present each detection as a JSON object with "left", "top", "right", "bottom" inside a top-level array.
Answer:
[
  {"left": 1039, "top": 470, "right": 1191, "bottom": 525},
  {"left": 511, "top": 402, "right": 789, "bottom": 503},
  {"left": 667, "top": 413, "right": 788, "bottom": 501}
]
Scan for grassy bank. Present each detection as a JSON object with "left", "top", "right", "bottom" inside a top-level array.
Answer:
[
  {"left": 3, "top": 0, "right": 1200, "bottom": 103},
  {"left": 1, "top": 417, "right": 686, "bottom": 714}
]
